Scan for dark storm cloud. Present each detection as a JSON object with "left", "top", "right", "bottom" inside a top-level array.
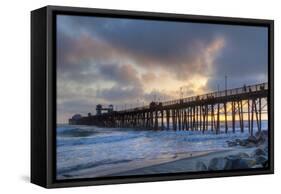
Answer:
[
  {"left": 98, "top": 63, "right": 142, "bottom": 86},
  {"left": 57, "top": 99, "right": 96, "bottom": 122},
  {"left": 94, "top": 20, "right": 267, "bottom": 82},
  {"left": 57, "top": 30, "right": 140, "bottom": 87},
  {"left": 57, "top": 29, "right": 112, "bottom": 79},
  {"left": 97, "top": 85, "right": 144, "bottom": 102},
  {"left": 57, "top": 16, "right": 224, "bottom": 80},
  {"left": 58, "top": 15, "right": 268, "bottom": 83},
  {"left": 213, "top": 26, "right": 268, "bottom": 77},
  {"left": 58, "top": 15, "right": 215, "bottom": 64},
  {"left": 205, "top": 26, "right": 268, "bottom": 91},
  {"left": 57, "top": 29, "right": 97, "bottom": 84}
]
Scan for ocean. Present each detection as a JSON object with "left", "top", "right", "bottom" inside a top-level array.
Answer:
[{"left": 56, "top": 121, "right": 268, "bottom": 179}]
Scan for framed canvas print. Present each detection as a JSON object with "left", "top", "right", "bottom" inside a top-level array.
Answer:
[{"left": 31, "top": 5, "right": 274, "bottom": 188}]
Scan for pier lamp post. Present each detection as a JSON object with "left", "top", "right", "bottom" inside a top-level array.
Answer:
[
  {"left": 225, "top": 75, "right": 228, "bottom": 96},
  {"left": 180, "top": 87, "right": 183, "bottom": 99}
]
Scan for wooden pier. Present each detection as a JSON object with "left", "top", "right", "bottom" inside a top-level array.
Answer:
[{"left": 69, "top": 83, "right": 268, "bottom": 135}]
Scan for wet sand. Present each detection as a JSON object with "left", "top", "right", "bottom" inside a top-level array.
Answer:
[
  {"left": 58, "top": 150, "right": 216, "bottom": 179},
  {"left": 58, "top": 147, "right": 259, "bottom": 179},
  {"left": 110, "top": 147, "right": 257, "bottom": 177}
]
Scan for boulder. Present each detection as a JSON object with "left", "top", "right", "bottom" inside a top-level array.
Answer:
[
  {"left": 224, "top": 157, "right": 256, "bottom": 170},
  {"left": 208, "top": 157, "right": 227, "bottom": 171},
  {"left": 255, "top": 155, "right": 268, "bottom": 166},
  {"left": 255, "top": 130, "right": 268, "bottom": 138},
  {"left": 263, "top": 145, "right": 269, "bottom": 155},
  {"left": 263, "top": 160, "right": 269, "bottom": 168},
  {"left": 247, "top": 135, "right": 257, "bottom": 143},
  {"left": 252, "top": 148, "right": 266, "bottom": 157},
  {"left": 196, "top": 161, "right": 207, "bottom": 171},
  {"left": 227, "top": 141, "right": 238, "bottom": 147},
  {"left": 256, "top": 131, "right": 268, "bottom": 144},
  {"left": 239, "top": 139, "right": 249, "bottom": 146},
  {"left": 242, "top": 158, "right": 257, "bottom": 167},
  {"left": 224, "top": 158, "right": 237, "bottom": 170},
  {"left": 231, "top": 158, "right": 256, "bottom": 169},
  {"left": 245, "top": 142, "right": 256, "bottom": 148},
  {"left": 257, "top": 135, "right": 266, "bottom": 144},
  {"left": 235, "top": 139, "right": 243, "bottom": 144},
  {"left": 226, "top": 131, "right": 268, "bottom": 148}
]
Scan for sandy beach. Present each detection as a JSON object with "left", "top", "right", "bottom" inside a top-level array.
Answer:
[
  {"left": 60, "top": 147, "right": 258, "bottom": 179},
  {"left": 58, "top": 150, "right": 218, "bottom": 179},
  {"left": 110, "top": 147, "right": 258, "bottom": 177}
]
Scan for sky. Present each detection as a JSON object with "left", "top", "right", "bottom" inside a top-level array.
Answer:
[{"left": 57, "top": 15, "right": 268, "bottom": 123}]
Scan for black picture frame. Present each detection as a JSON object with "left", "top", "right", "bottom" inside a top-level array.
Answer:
[{"left": 31, "top": 5, "right": 274, "bottom": 188}]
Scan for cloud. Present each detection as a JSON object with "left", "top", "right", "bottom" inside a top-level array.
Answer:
[
  {"left": 97, "top": 85, "right": 144, "bottom": 102},
  {"left": 58, "top": 15, "right": 267, "bottom": 79},
  {"left": 98, "top": 63, "right": 142, "bottom": 86},
  {"left": 141, "top": 72, "right": 157, "bottom": 83},
  {"left": 57, "top": 16, "right": 227, "bottom": 81},
  {"left": 143, "top": 90, "right": 174, "bottom": 102},
  {"left": 57, "top": 99, "right": 96, "bottom": 123},
  {"left": 206, "top": 73, "right": 268, "bottom": 92},
  {"left": 213, "top": 28, "right": 268, "bottom": 78},
  {"left": 56, "top": 15, "right": 268, "bottom": 123}
]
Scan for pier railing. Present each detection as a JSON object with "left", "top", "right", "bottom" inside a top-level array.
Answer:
[{"left": 119, "top": 82, "right": 268, "bottom": 113}]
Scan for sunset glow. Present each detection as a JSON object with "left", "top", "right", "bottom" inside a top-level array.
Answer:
[{"left": 57, "top": 15, "right": 268, "bottom": 123}]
